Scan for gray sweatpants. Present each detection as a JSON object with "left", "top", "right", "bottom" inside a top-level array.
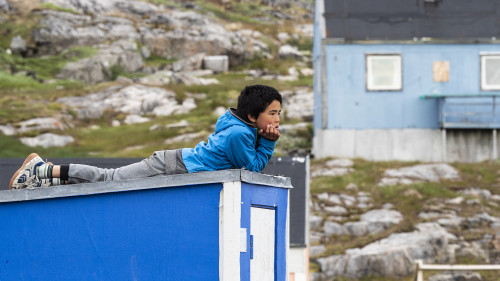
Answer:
[{"left": 67, "top": 149, "right": 188, "bottom": 184}]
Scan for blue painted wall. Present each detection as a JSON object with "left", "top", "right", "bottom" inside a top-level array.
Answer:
[
  {"left": 240, "top": 183, "right": 289, "bottom": 281},
  {"left": 0, "top": 184, "right": 222, "bottom": 281},
  {"left": 316, "top": 44, "right": 500, "bottom": 130}
]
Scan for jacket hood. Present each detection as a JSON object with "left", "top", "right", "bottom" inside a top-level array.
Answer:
[{"left": 215, "top": 108, "right": 254, "bottom": 134}]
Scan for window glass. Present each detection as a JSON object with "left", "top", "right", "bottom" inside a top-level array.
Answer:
[
  {"left": 366, "top": 54, "right": 402, "bottom": 91},
  {"left": 481, "top": 55, "right": 500, "bottom": 90}
]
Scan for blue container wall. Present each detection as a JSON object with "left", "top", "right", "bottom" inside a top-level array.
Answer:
[
  {"left": 0, "top": 184, "right": 222, "bottom": 281},
  {"left": 318, "top": 44, "right": 500, "bottom": 130}
]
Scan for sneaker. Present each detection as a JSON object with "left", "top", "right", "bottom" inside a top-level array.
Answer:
[
  {"left": 29, "top": 178, "right": 52, "bottom": 189},
  {"left": 9, "top": 153, "right": 48, "bottom": 190}
]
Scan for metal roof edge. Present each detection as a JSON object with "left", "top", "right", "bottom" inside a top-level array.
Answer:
[
  {"left": 241, "top": 170, "right": 293, "bottom": 189},
  {"left": 0, "top": 170, "right": 292, "bottom": 203},
  {"left": 323, "top": 38, "right": 500, "bottom": 45}
]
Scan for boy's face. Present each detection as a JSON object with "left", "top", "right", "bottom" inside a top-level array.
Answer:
[{"left": 248, "top": 100, "right": 281, "bottom": 131}]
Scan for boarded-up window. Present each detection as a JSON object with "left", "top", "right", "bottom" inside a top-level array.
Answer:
[
  {"left": 366, "top": 54, "right": 402, "bottom": 91},
  {"left": 433, "top": 61, "right": 449, "bottom": 82},
  {"left": 481, "top": 55, "right": 500, "bottom": 90}
]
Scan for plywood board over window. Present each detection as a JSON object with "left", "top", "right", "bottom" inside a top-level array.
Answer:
[
  {"left": 433, "top": 61, "right": 449, "bottom": 82},
  {"left": 366, "top": 54, "right": 402, "bottom": 91}
]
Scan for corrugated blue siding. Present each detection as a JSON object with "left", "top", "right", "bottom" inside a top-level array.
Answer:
[
  {"left": 0, "top": 184, "right": 222, "bottom": 281},
  {"left": 319, "top": 44, "right": 500, "bottom": 129}
]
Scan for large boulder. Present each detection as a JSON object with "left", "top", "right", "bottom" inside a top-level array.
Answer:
[
  {"left": 315, "top": 223, "right": 451, "bottom": 279},
  {"left": 56, "top": 84, "right": 196, "bottom": 119},
  {"left": 278, "top": 44, "right": 305, "bottom": 61},
  {"left": 0, "top": 0, "right": 14, "bottom": 13},
  {"left": 344, "top": 209, "right": 403, "bottom": 237},
  {"left": 33, "top": 2, "right": 260, "bottom": 65},
  {"left": 32, "top": 0, "right": 258, "bottom": 65},
  {"left": 20, "top": 133, "right": 74, "bottom": 148},
  {"left": 57, "top": 40, "right": 143, "bottom": 84},
  {"left": 378, "top": 163, "right": 460, "bottom": 186},
  {"left": 140, "top": 11, "right": 252, "bottom": 65},
  {"left": 32, "top": 10, "right": 139, "bottom": 55},
  {"left": 281, "top": 88, "right": 313, "bottom": 120},
  {"left": 10, "top": 35, "right": 26, "bottom": 54}
]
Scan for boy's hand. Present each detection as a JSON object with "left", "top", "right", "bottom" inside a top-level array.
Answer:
[{"left": 259, "top": 124, "right": 280, "bottom": 141}]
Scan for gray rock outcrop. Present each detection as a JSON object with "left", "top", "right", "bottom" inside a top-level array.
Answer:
[
  {"left": 315, "top": 223, "right": 450, "bottom": 279},
  {"left": 32, "top": 10, "right": 139, "bottom": 55},
  {"left": 57, "top": 40, "right": 143, "bottom": 84},
  {"left": 281, "top": 88, "right": 313, "bottom": 120},
  {"left": 20, "top": 133, "right": 74, "bottom": 148},
  {"left": 311, "top": 158, "right": 354, "bottom": 178},
  {"left": 278, "top": 44, "right": 305, "bottom": 61},
  {"left": 0, "top": 0, "right": 14, "bottom": 13},
  {"left": 379, "top": 163, "right": 460, "bottom": 186},
  {"left": 10, "top": 35, "right": 26, "bottom": 54},
  {"left": 344, "top": 209, "right": 403, "bottom": 237},
  {"left": 428, "top": 272, "right": 482, "bottom": 281},
  {"left": 35, "top": 2, "right": 262, "bottom": 65},
  {"left": 56, "top": 84, "right": 196, "bottom": 119}
]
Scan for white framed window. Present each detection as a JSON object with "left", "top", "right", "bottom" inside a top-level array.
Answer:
[
  {"left": 481, "top": 54, "right": 500, "bottom": 90},
  {"left": 366, "top": 54, "right": 402, "bottom": 91}
]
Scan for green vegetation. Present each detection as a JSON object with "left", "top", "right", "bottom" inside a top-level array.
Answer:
[
  {"left": 0, "top": 62, "right": 312, "bottom": 158},
  {"left": 39, "top": 3, "right": 78, "bottom": 14},
  {"left": 0, "top": 46, "right": 98, "bottom": 80},
  {"left": 0, "top": 16, "right": 41, "bottom": 50},
  {"left": 143, "top": 53, "right": 177, "bottom": 69},
  {"left": 192, "top": 1, "right": 270, "bottom": 25}
]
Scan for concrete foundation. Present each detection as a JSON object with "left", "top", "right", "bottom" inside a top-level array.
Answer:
[
  {"left": 289, "top": 247, "right": 309, "bottom": 281},
  {"left": 313, "top": 129, "right": 499, "bottom": 163}
]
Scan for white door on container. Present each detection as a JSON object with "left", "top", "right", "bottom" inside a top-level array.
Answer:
[{"left": 250, "top": 207, "right": 275, "bottom": 281}]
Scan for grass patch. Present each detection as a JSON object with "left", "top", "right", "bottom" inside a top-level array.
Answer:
[
  {"left": 143, "top": 0, "right": 182, "bottom": 9},
  {"left": 39, "top": 3, "right": 78, "bottom": 14},
  {"left": 0, "top": 15, "right": 41, "bottom": 50},
  {"left": 287, "top": 36, "right": 313, "bottom": 51},
  {"left": 195, "top": 1, "right": 270, "bottom": 25},
  {"left": 143, "top": 53, "right": 177, "bottom": 69},
  {"left": 0, "top": 70, "right": 50, "bottom": 90},
  {"left": 310, "top": 159, "right": 408, "bottom": 194},
  {"left": 452, "top": 161, "right": 500, "bottom": 190},
  {"left": 3, "top": 46, "right": 98, "bottom": 79}
]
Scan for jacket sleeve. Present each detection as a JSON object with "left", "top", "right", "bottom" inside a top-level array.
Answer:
[{"left": 225, "top": 126, "right": 276, "bottom": 172}]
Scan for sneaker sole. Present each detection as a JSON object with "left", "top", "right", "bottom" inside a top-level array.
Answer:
[{"left": 9, "top": 153, "right": 40, "bottom": 190}]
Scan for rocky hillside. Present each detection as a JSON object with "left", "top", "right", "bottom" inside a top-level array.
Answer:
[
  {"left": 0, "top": 0, "right": 313, "bottom": 157},
  {"left": 309, "top": 159, "right": 500, "bottom": 281}
]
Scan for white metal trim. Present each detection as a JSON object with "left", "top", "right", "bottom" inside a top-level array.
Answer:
[
  {"left": 219, "top": 181, "right": 242, "bottom": 281},
  {"left": 414, "top": 260, "right": 500, "bottom": 281}
]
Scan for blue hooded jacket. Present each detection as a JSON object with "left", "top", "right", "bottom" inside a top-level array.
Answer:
[{"left": 181, "top": 108, "right": 276, "bottom": 173}]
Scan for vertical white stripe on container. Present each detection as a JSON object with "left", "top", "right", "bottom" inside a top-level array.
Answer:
[
  {"left": 286, "top": 189, "right": 290, "bottom": 281},
  {"left": 219, "top": 181, "right": 241, "bottom": 281}
]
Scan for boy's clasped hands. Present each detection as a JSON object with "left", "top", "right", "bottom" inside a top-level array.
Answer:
[{"left": 259, "top": 124, "right": 280, "bottom": 141}]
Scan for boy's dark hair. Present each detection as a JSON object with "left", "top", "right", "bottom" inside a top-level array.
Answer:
[{"left": 236, "top": 85, "right": 282, "bottom": 122}]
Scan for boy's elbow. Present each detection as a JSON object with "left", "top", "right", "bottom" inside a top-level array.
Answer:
[{"left": 246, "top": 163, "right": 265, "bottom": 173}]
